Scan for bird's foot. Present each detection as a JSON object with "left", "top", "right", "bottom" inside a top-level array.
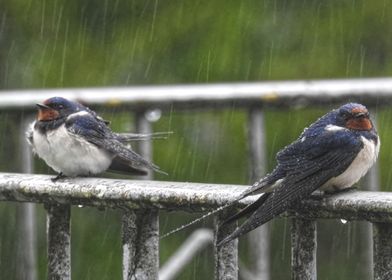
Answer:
[
  {"left": 310, "top": 190, "right": 325, "bottom": 200},
  {"left": 51, "top": 172, "right": 66, "bottom": 182},
  {"left": 324, "top": 186, "right": 358, "bottom": 195}
]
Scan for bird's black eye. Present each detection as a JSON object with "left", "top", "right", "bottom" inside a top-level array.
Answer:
[
  {"left": 355, "top": 112, "right": 369, "bottom": 118},
  {"left": 340, "top": 111, "right": 350, "bottom": 119},
  {"left": 50, "top": 103, "right": 64, "bottom": 109}
]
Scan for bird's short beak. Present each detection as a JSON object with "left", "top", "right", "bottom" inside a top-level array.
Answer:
[
  {"left": 36, "top": 103, "right": 60, "bottom": 121},
  {"left": 36, "top": 103, "right": 51, "bottom": 110}
]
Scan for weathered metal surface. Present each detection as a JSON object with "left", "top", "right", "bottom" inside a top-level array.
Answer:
[
  {"left": 121, "top": 113, "right": 159, "bottom": 280},
  {"left": 1, "top": 173, "right": 392, "bottom": 222},
  {"left": 46, "top": 204, "right": 71, "bottom": 280},
  {"left": 214, "top": 210, "right": 238, "bottom": 280},
  {"left": 373, "top": 223, "right": 392, "bottom": 280},
  {"left": 159, "top": 229, "right": 214, "bottom": 280},
  {"left": 0, "top": 172, "right": 249, "bottom": 210},
  {"left": 247, "top": 107, "right": 270, "bottom": 280},
  {"left": 291, "top": 218, "right": 317, "bottom": 280},
  {"left": 2, "top": 78, "right": 392, "bottom": 110},
  {"left": 290, "top": 191, "right": 392, "bottom": 222},
  {"left": 122, "top": 209, "right": 159, "bottom": 280}
]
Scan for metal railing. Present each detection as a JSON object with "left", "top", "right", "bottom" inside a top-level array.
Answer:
[
  {"left": 1, "top": 174, "right": 392, "bottom": 279},
  {"left": 1, "top": 77, "right": 392, "bottom": 280}
]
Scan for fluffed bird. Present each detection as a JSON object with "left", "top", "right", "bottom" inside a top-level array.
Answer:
[
  {"left": 27, "top": 97, "right": 166, "bottom": 181},
  {"left": 217, "top": 103, "right": 380, "bottom": 246}
]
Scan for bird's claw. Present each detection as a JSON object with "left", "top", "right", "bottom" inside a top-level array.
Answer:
[
  {"left": 323, "top": 186, "right": 358, "bottom": 195},
  {"left": 51, "top": 173, "right": 66, "bottom": 182}
]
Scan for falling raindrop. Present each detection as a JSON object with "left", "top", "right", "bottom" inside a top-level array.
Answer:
[{"left": 145, "top": 109, "right": 162, "bottom": 122}]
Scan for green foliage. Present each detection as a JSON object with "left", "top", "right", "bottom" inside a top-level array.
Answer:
[
  {"left": 0, "top": 0, "right": 391, "bottom": 279},
  {"left": 1, "top": 0, "right": 392, "bottom": 88}
]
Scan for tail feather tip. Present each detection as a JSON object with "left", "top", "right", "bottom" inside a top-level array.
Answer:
[{"left": 216, "top": 235, "right": 235, "bottom": 247}]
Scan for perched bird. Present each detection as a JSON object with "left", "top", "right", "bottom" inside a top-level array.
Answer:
[
  {"left": 217, "top": 103, "right": 380, "bottom": 246},
  {"left": 27, "top": 97, "right": 165, "bottom": 181}
]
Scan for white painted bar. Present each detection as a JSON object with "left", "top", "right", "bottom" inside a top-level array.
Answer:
[{"left": 2, "top": 78, "right": 392, "bottom": 109}]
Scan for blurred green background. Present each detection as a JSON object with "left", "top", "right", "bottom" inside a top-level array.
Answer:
[{"left": 1, "top": 0, "right": 392, "bottom": 279}]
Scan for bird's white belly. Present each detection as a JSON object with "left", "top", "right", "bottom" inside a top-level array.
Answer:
[
  {"left": 321, "top": 136, "right": 380, "bottom": 192},
  {"left": 32, "top": 124, "right": 113, "bottom": 176}
]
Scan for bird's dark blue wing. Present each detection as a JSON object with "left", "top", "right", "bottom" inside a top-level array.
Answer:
[
  {"left": 218, "top": 129, "right": 364, "bottom": 245},
  {"left": 236, "top": 129, "right": 362, "bottom": 198},
  {"left": 276, "top": 129, "right": 363, "bottom": 180},
  {"left": 65, "top": 113, "right": 109, "bottom": 140},
  {"left": 65, "top": 113, "right": 165, "bottom": 175}
]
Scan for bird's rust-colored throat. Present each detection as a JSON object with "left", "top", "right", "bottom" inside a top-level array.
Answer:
[
  {"left": 346, "top": 118, "right": 372, "bottom": 131},
  {"left": 346, "top": 108, "right": 373, "bottom": 131},
  {"left": 37, "top": 108, "right": 60, "bottom": 121}
]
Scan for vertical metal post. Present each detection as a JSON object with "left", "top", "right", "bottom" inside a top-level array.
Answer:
[
  {"left": 135, "top": 111, "right": 153, "bottom": 180},
  {"left": 291, "top": 218, "right": 317, "bottom": 280},
  {"left": 373, "top": 223, "right": 392, "bottom": 280},
  {"left": 361, "top": 113, "right": 379, "bottom": 279},
  {"left": 214, "top": 211, "right": 238, "bottom": 280},
  {"left": 247, "top": 107, "right": 270, "bottom": 279},
  {"left": 122, "top": 209, "right": 159, "bottom": 280},
  {"left": 17, "top": 116, "right": 37, "bottom": 280},
  {"left": 365, "top": 161, "right": 380, "bottom": 192},
  {"left": 46, "top": 204, "right": 71, "bottom": 280},
  {"left": 122, "top": 111, "right": 159, "bottom": 280}
]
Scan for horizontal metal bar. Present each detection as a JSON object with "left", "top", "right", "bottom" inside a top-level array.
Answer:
[
  {"left": 1, "top": 173, "right": 392, "bottom": 222},
  {"left": 0, "top": 172, "right": 248, "bottom": 210},
  {"left": 2, "top": 78, "right": 392, "bottom": 110},
  {"left": 288, "top": 191, "right": 392, "bottom": 222}
]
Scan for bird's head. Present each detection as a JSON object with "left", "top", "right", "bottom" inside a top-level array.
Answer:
[
  {"left": 36, "top": 97, "right": 82, "bottom": 122},
  {"left": 335, "top": 103, "right": 373, "bottom": 131}
]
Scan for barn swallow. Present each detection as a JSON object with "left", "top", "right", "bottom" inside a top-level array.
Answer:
[
  {"left": 218, "top": 103, "right": 380, "bottom": 246},
  {"left": 27, "top": 97, "right": 166, "bottom": 181}
]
